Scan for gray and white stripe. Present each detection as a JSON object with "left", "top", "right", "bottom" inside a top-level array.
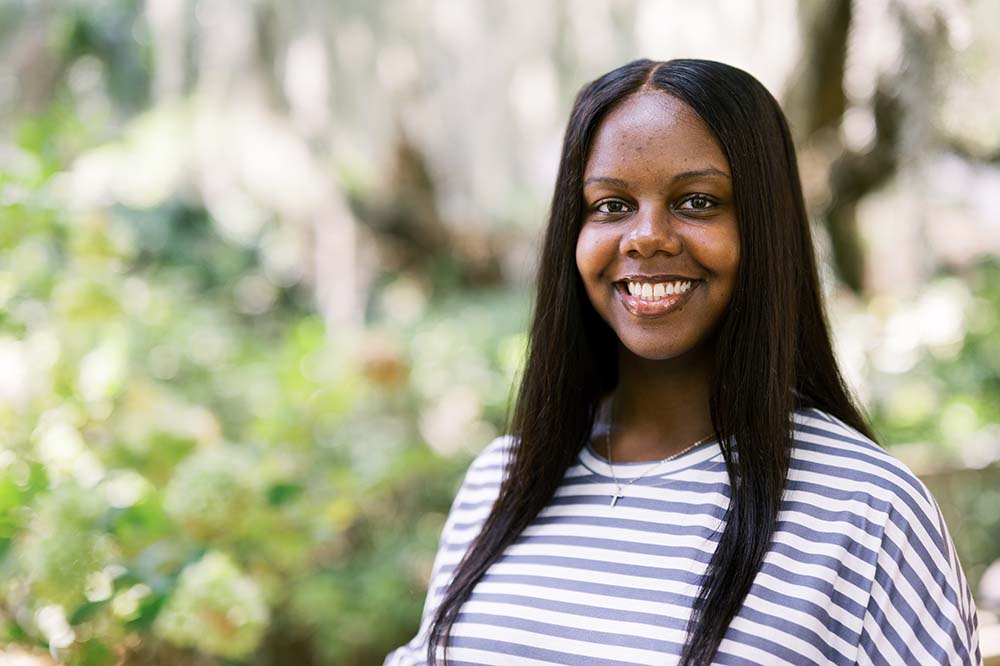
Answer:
[{"left": 385, "top": 408, "right": 982, "bottom": 666}]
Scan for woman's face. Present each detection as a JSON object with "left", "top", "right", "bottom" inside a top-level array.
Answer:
[{"left": 575, "top": 91, "right": 740, "bottom": 362}]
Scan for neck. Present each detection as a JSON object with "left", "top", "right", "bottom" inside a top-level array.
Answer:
[{"left": 605, "top": 343, "right": 715, "bottom": 463}]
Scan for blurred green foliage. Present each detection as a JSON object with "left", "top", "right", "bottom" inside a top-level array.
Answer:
[
  {"left": 0, "top": 114, "right": 528, "bottom": 663},
  {"left": 869, "top": 264, "right": 1000, "bottom": 447}
]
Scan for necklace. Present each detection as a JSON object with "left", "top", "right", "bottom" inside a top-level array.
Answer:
[{"left": 605, "top": 398, "right": 714, "bottom": 508}]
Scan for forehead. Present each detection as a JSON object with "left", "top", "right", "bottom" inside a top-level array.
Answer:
[{"left": 584, "top": 92, "right": 730, "bottom": 178}]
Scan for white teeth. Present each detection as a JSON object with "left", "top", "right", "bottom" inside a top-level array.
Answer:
[{"left": 625, "top": 280, "right": 694, "bottom": 301}]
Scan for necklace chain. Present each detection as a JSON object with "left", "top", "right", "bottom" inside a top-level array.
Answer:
[{"left": 605, "top": 396, "right": 713, "bottom": 508}]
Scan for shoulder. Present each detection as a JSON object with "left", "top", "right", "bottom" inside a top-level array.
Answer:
[
  {"left": 465, "top": 434, "right": 516, "bottom": 477},
  {"left": 788, "top": 408, "right": 977, "bottom": 624},
  {"left": 381, "top": 436, "right": 519, "bottom": 666},
  {"left": 456, "top": 434, "right": 515, "bottom": 496},
  {"left": 788, "top": 409, "right": 980, "bottom": 664},
  {"left": 784, "top": 407, "right": 955, "bottom": 581},
  {"left": 788, "top": 407, "right": 939, "bottom": 520},
  {"left": 443, "top": 435, "right": 516, "bottom": 528}
]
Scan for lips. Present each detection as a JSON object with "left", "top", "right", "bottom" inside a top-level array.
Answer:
[
  {"left": 614, "top": 280, "right": 700, "bottom": 317},
  {"left": 616, "top": 274, "right": 699, "bottom": 283}
]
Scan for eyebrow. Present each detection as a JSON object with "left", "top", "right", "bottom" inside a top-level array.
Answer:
[{"left": 583, "top": 168, "right": 731, "bottom": 187}]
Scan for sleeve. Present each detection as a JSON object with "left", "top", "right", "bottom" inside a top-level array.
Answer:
[
  {"left": 856, "top": 487, "right": 982, "bottom": 666},
  {"left": 382, "top": 436, "right": 511, "bottom": 666}
]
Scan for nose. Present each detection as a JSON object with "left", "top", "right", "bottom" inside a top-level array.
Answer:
[{"left": 620, "top": 204, "right": 682, "bottom": 258}]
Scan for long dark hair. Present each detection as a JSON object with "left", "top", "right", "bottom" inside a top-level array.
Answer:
[{"left": 427, "top": 58, "right": 875, "bottom": 666}]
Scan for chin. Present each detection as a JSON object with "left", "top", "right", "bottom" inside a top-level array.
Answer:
[
  {"left": 614, "top": 325, "right": 719, "bottom": 364},
  {"left": 618, "top": 336, "right": 689, "bottom": 362}
]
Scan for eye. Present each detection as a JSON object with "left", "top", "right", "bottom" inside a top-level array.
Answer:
[
  {"left": 594, "top": 199, "right": 632, "bottom": 215},
  {"left": 677, "top": 194, "right": 717, "bottom": 212}
]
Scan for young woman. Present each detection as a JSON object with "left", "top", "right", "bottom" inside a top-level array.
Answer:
[{"left": 384, "top": 59, "right": 982, "bottom": 666}]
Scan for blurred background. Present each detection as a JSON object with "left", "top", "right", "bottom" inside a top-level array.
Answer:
[{"left": 1, "top": 0, "right": 998, "bottom": 664}]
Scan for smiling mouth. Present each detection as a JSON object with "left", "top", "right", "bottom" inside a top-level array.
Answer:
[{"left": 614, "top": 280, "right": 700, "bottom": 317}]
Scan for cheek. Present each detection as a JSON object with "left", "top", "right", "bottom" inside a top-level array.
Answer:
[
  {"left": 704, "top": 227, "right": 740, "bottom": 277},
  {"left": 726, "top": 231, "right": 741, "bottom": 277},
  {"left": 723, "top": 242, "right": 740, "bottom": 277},
  {"left": 574, "top": 237, "right": 587, "bottom": 276},
  {"left": 575, "top": 228, "right": 605, "bottom": 277}
]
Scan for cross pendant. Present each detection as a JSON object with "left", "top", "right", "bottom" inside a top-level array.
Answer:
[{"left": 609, "top": 491, "right": 624, "bottom": 507}]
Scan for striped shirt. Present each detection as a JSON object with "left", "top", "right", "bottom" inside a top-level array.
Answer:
[{"left": 384, "top": 406, "right": 982, "bottom": 665}]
